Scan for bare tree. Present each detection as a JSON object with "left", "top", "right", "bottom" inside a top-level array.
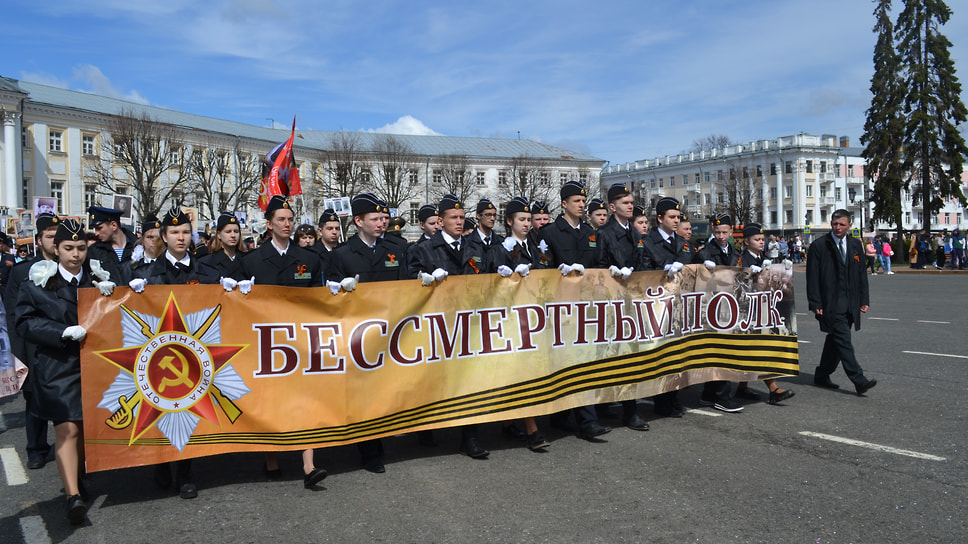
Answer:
[
  {"left": 433, "top": 154, "right": 478, "bottom": 204},
  {"left": 718, "top": 165, "right": 762, "bottom": 225},
  {"left": 368, "top": 134, "right": 420, "bottom": 208},
  {"left": 497, "top": 154, "right": 558, "bottom": 211},
  {"left": 690, "top": 134, "right": 736, "bottom": 154},
  {"left": 184, "top": 141, "right": 261, "bottom": 221},
  {"left": 91, "top": 108, "right": 186, "bottom": 218},
  {"left": 322, "top": 131, "right": 367, "bottom": 200}
]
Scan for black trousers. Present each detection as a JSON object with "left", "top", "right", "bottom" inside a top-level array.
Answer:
[
  {"left": 22, "top": 389, "right": 51, "bottom": 458},
  {"left": 817, "top": 311, "right": 867, "bottom": 387}
]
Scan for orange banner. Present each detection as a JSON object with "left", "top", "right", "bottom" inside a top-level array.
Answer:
[{"left": 80, "top": 266, "right": 799, "bottom": 472}]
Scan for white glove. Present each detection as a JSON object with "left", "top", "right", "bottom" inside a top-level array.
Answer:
[
  {"left": 761, "top": 259, "right": 773, "bottom": 269},
  {"left": 570, "top": 263, "right": 585, "bottom": 275},
  {"left": 326, "top": 280, "right": 342, "bottom": 295},
  {"left": 129, "top": 278, "right": 147, "bottom": 293},
  {"left": 750, "top": 265, "right": 763, "bottom": 274},
  {"left": 420, "top": 272, "right": 435, "bottom": 286},
  {"left": 238, "top": 276, "right": 254, "bottom": 295},
  {"left": 514, "top": 264, "right": 531, "bottom": 277},
  {"left": 62, "top": 325, "right": 87, "bottom": 342},
  {"left": 704, "top": 260, "right": 717, "bottom": 270},
  {"left": 497, "top": 265, "right": 513, "bottom": 277},
  {"left": 609, "top": 265, "right": 622, "bottom": 277},
  {"left": 96, "top": 281, "right": 116, "bottom": 296},
  {"left": 340, "top": 275, "right": 359, "bottom": 292},
  {"left": 432, "top": 268, "right": 448, "bottom": 282},
  {"left": 664, "top": 261, "right": 684, "bottom": 277},
  {"left": 558, "top": 263, "right": 573, "bottom": 276},
  {"left": 220, "top": 277, "right": 238, "bottom": 292},
  {"left": 620, "top": 266, "right": 633, "bottom": 280},
  {"left": 783, "top": 259, "right": 793, "bottom": 270}
]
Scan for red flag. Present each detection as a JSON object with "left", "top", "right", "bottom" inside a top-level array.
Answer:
[{"left": 258, "top": 118, "right": 302, "bottom": 211}]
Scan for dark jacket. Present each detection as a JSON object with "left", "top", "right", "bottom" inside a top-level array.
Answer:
[
  {"left": 15, "top": 266, "right": 95, "bottom": 420},
  {"left": 487, "top": 237, "right": 549, "bottom": 272},
  {"left": 4, "top": 256, "right": 41, "bottom": 363},
  {"left": 136, "top": 254, "right": 221, "bottom": 285},
  {"left": 408, "top": 231, "right": 487, "bottom": 277},
  {"left": 807, "top": 233, "right": 869, "bottom": 332},
  {"left": 596, "top": 216, "right": 642, "bottom": 269},
  {"left": 380, "top": 233, "right": 409, "bottom": 278},
  {"left": 241, "top": 241, "right": 324, "bottom": 287},
  {"left": 639, "top": 228, "right": 693, "bottom": 270},
  {"left": 331, "top": 236, "right": 407, "bottom": 283},
  {"left": 0, "top": 253, "right": 16, "bottom": 297},
  {"left": 737, "top": 249, "right": 764, "bottom": 268},
  {"left": 696, "top": 241, "right": 740, "bottom": 267},
  {"left": 538, "top": 216, "right": 600, "bottom": 268},
  {"left": 87, "top": 227, "right": 138, "bottom": 283},
  {"left": 200, "top": 250, "right": 248, "bottom": 282}
]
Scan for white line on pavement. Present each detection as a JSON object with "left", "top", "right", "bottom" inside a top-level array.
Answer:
[
  {"left": 868, "top": 317, "right": 900, "bottom": 321},
  {"left": 795, "top": 312, "right": 808, "bottom": 316},
  {"left": 685, "top": 409, "right": 723, "bottom": 417},
  {"left": 1, "top": 446, "right": 28, "bottom": 485},
  {"left": 799, "top": 431, "right": 946, "bottom": 461},
  {"left": 798, "top": 340, "right": 812, "bottom": 344},
  {"left": 0, "top": 407, "right": 6, "bottom": 432},
  {"left": 902, "top": 350, "right": 968, "bottom": 360},
  {"left": 916, "top": 320, "right": 950, "bottom": 324},
  {"left": 19, "top": 515, "right": 51, "bottom": 544}
]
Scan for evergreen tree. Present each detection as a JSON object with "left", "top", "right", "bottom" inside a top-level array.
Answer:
[
  {"left": 896, "top": 0, "right": 968, "bottom": 231},
  {"left": 861, "top": 0, "right": 907, "bottom": 247}
]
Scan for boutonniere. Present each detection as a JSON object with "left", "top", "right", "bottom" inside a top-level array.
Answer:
[
  {"left": 588, "top": 234, "right": 597, "bottom": 248},
  {"left": 853, "top": 254, "right": 860, "bottom": 263},
  {"left": 467, "top": 257, "right": 481, "bottom": 274},
  {"left": 29, "top": 260, "right": 58, "bottom": 287},
  {"left": 588, "top": 234, "right": 596, "bottom": 243},
  {"left": 683, "top": 243, "right": 690, "bottom": 252}
]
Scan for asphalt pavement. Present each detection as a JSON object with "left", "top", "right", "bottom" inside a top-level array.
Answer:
[{"left": 1, "top": 271, "right": 966, "bottom": 543}]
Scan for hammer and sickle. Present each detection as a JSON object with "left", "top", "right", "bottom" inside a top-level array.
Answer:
[{"left": 157, "top": 349, "right": 195, "bottom": 393}]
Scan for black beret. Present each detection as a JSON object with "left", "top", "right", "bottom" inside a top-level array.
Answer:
[
  {"left": 476, "top": 199, "right": 497, "bottom": 214},
  {"left": 530, "top": 201, "right": 549, "bottom": 215},
  {"left": 418, "top": 204, "right": 438, "bottom": 222},
  {"left": 162, "top": 206, "right": 192, "bottom": 228},
  {"left": 265, "top": 195, "right": 292, "bottom": 219},
  {"left": 587, "top": 198, "right": 606, "bottom": 213},
  {"left": 712, "top": 213, "right": 732, "bottom": 227},
  {"left": 318, "top": 208, "right": 340, "bottom": 225},
  {"left": 216, "top": 211, "right": 240, "bottom": 231},
  {"left": 655, "top": 196, "right": 680, "bottom": 215},
  {"left": 560, "top": 180, "right": 586, "bottom": 200},
  {"left": 141, "top": 214, "right": 161, "bottom": 233},
  {"left": 632, "top": 205, "right": 647, "bottom": 219},
  {"left": 438, "top": 194, "right": 463, "bottom": 211},
  {"left": 743, "top": 223, "right": 764, "bottom": 238},
  {"left": 505, "top": 196, "right": 530, "bottom": 217},
  {"left": 35, "top": 213, "right": 60, "bottom": 232},
  {"left": 351, "top": 192, "right": 390, "bottom": 216},
  {"left": 54, "top": 218, "right": 84, "bottom": 244},
  {"left": 88, "top": 206, "right": 122, "bottom": 226},
  {"left": 607, "top": 183, "right": 631, "bottom": 202},
  {"left": 388, "top": 217, "right": 406, "bottom": 232},
  {"left": 463, "top": 218, "right": 476, "bottom": 232}
]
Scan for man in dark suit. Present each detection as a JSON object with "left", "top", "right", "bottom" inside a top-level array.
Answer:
[{"left": 806, "top": 209, "right": 877, "bottom": 395}]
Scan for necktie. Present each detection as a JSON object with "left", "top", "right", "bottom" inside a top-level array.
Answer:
[
  {"left": 839, "top": 239, "right": 846, "bottom": 263},
  {"left": 70, "top": 278, "right": 79, "bottom": 288},
  {"left": 452, "top": 241, "right": 460, "bottom": 252},
  {"left": 520, "top": 243, "right": 531, "bottom": 260},
  {"left": 484, "top": 236, "right": 491, "bottom": 247}
]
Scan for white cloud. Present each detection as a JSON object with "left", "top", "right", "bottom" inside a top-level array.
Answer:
[
  {"left": 72, "top": 65, "right": 150, "bottom": 104},
  {"left": 366, "top": 116, "right": 442, "bottom": 136},
  {"left": 19, "top": 71, "right": 69, "bottom": 88}
]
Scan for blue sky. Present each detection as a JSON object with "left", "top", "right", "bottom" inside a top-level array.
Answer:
[{"left": 5, "top": 1, "right": 967, "bottom": 164}]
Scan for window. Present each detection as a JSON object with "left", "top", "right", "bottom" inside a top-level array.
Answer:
[
  {"left": 22, "top": 177, "right": 31, "bottom": 209},
  {"left": 560, "top": 172, "right": 569, "bottom": 185},
  {"left": 742, "top": 167, "right": 749, "bottom": 179},
  {"left": 115, "top": 185, "right": 128, "bottom": 196},
  {"left": 49, "top": 130, "right": 63, "bottom": 152},
  {"left": 756, "top": 165, "right": 763, "bottom": 178},
  {"left": 361, "top": 170, "right": 371, "bottom": 183},
  {"left": 703, "top": 194, "right": 710, "bottom": 205},
  {"left": 498, "top": 171, "right": 508, "bottom": 186},
  {"left": 682, "top": 196, "right": 689, "bottom": 206},
  {"left": 50, "top": 181, "right": 65, "bottom": 214},
  {"left": 650, "top": 179, "right": 656, "bottom": 189},
  {"left": 114, "top": 142, "right": 125, "bottom": 158},
  {"left": 784, "top": 186, "right": 793, "bottom": 199},
  {"left": 821, "top": 210, "right": 828, "bottom": 223},
  {"left": 84, "top": 184, "right": 98, "bottom": 210},
  {"left": 785, "top": 161, "right": 793, "bottom": 174},
  {"left": 539, "top": 172, "right": 549, "bottom": 186},
  {"left": 669, "top": 176, "right": 675, "bottom": 187},
  {"left": 820, "top": 186, "right": 828, "bottom": 198},
  {"left": 806, "top": 184, "right": 813, "bottom": 197},
  {"left": 835, "top": 188, "right": 842, "bottom": 200},
  {"left": 805, "top": 210, "right": 813, "bottom": 224},
  {"left": 820, "top": 161, "right": 827, "bottom": 173},
  {"left": 716, "top": 170, "right": 724, "bottom": 182},
  {"left": 958, "top": 213, "right": 963, "bottom": 225},
  {"left": 847, "top": 165, "right": 854, "bottom": 177},
  {"left": 717, "top": 192, "right": 724, "bottom": 204},
  {"left": 658, "top": 177, "right": 664, "bottom": 188},
  {"left": 82, "top": 134, "right": 96, "bottom": 156},
  {"left": 917, "top": 212, "right": 923, "bottom": 224},
  {"left": 694, "top": 173, "right": 701, "bottom": 184},
  {"left": 22, "top": 126, "right": 30, "bottom": 148},
  {"left": 169, "top": 148, "right": 181, "bottom": 165},
  {"left": 770, "top": 187, "right": 777, "bottom": 199},
  {"left": 432, "top": 169, "right": 442, "bottom": 185},
  {"left": 806, "top": 160, "right": 813, "bottom": 173},
  {"left": 770, "top": 163, "right": 777, "bottom": 176},
  {"left": 409, "top": 202, "right": 420, "bottom": 223},
  {"left": 905, "top": 211, "right": 912, "bottom": 224},
  {"left": 682, "top": 174, "right": 689, "bottom": 185},
  {"left": 476, "top": 172, "right": 485, "bottom": 185},
  {"left": 408, "top": 170, "right": 418, "bottom": 184},
  {"left": 454, "top": 171, "right": 464, "bottom": 185},
  {"left": 771, "top": 211, "right": 778, "bottom": 224},
  {"left": 784, "top": 210, "right": 793, "bottom": 224},
  {"left": 579, "top": 173, "right": 588, "bottom": 184}
]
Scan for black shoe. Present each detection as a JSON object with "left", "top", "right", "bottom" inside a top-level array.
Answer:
[
  {"left": 700, "top": 398, "right": 744, "bottom": 413},
  {"left": 502, "top": 423, "right": 527, "bottom": 441},
  {"left": 263, "top": 462, "right": 282, "bottom": 480},
  {"left": 153, "top": 464, "right": 172, "bottom": 489},
  {"left": 623, "top": 414, "right": 650, "bottom": 431},
  {"left": 769, "top": 389, "right": 795, "bottom": 404},
  {"left": 813, "top": 377, "right": 840, "bottom": 389},
  {"left": 856, "top": 379, "right": 877, "bottom": 396},
  {"left": 735, "top": 387, "right": 761, "bottom": 401},
  {"left": 27, "top": 452, "right": 48, "bottom": 470},
  {"left": 526, "top": 432, "right": 550, "bottom": 451},
  {"left": 363, "top": 460, "right": 386, "bottom": 474},
  {"left": 417, "top": 430, "right": 437, "bottom": 447},
  {"left": 177, "top": 481, "right": 198, "bottom": 499},
  {"left": 578, "top": 423, "right": 612, "bottom": 440},
  {"left": 460, "top": 438, "right": 490, "bottom": 459},
  {"left": 66, "top": 494, "right": 87, "bottom": 525},
  {"left": 304, "top": 467, "right": 328, "bottom": 488}
]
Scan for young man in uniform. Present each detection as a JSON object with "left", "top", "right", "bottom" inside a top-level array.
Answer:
[
  {"left": 412, "top": 204, "right": 440, "bottom": 246},
  {"left": 86, "top": 205, "right": 138, "bottom": 283},
  {"left": 587, "top": 198, "right": 609, "bottom": 230},
  {"left": 311, "top": 208, "right": 341, "bottom": 278},
  {"left": 527, "top": 200, "right": 550, "bottom": 248},
  {"left": 466, "top": 198, "right": 503, "bottom": 256}
]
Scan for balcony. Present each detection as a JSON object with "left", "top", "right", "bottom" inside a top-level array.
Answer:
[
  {"left": 821, "top": 196, "right": 835, "bottom": 206},
  {"left": 846, "top": 176, "right": 864, "bottom": 185}
]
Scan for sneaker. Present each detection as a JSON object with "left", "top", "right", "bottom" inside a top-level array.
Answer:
[
  {"left": 887, "top": 271, "right": 895, "bottom": 275},
  {"left": 700, "top": 397, "right": 744, "bottom": 413}
]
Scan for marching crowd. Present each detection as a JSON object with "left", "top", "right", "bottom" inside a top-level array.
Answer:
[{"left": 8, "top": 180, "right": 871, "bottom": 527}]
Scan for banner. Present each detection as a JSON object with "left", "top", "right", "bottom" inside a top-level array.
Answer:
[
  {"left": 80, "top": 266, "right": 798, "bottom": 472},
  {"left": 257, "top": 117, "right": 301, "bottom": 211}
]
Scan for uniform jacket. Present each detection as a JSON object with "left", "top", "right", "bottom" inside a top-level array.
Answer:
[
  {"left": 200, "top": 250, "right": 248, "bottom": 282},
  {"left": 807, "top": 233, "right": 869, "bottom": 332},
  {"left": 639, "top": 228, "right": 693, "bottom": 270},
  {"left": 4, "top": 256, "right": 41, "bottom": 363},
  {"left": 137, "top": 254, "right": 221, "bottom": 285},
  {"left": 241, "top": 241, "right": 324, "bottom": 287},
  {"left": 736, "top": 249, "right": 764, "bottom": 268},
  {"left": 408, "top": 231, "right": 486, "bottom": 277},
  {"left": 487, "top": 237, "right": 549, "bottom": 272},
  {"left": 538, "top": 216, "right": 600, "bottom": 268},
  {"left": 331, "top": 236, "right": 407, "bottom": 283},
  {"left": 697, "top": 242, "right": 739, "bottom": 267},
  {"left": 596, "top": 216, "right": 642, "bottom": 269},
  {"left": 87, "top": 228, "right": 138, "bottom": 283},
  {"left": 0, "top": 253, "right": 16, "bottom": 297},
  {"left": 380, "top": 233, "right": 410, "bottom": 278}
]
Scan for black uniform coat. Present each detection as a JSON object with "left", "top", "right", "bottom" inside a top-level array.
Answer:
[
  {"left": 200, "top": 250, "right": 248, "bottom": 282},
  {"left": 486, "top": 237, "right": 549, "bottom": 272},
  {"left": 0, "top": 253, "right": 16, "bottom": 297},
  {"left": 380, "top": 233, "right": 409, "bottom": 278},
  {"left": 15, "top": 267, "right": 95, "bottom": 421},
  {"left": 4, "top": 256, "right": 40, "bottom": 363},
  {"left": 331, "top": 236, "right": 407, "bottom": 282},
  {"left": 807, "top": 233, "right": 869, "bottom": 332},
  {"left": 736, "top": 249, "right": 764, "bottom": 268},
  {"left": 638, "top": 228, "right": 693, "bottom": 270},
  {"left": 87, "top": 228, "right": 138, "bottom": 283},
  {"left": 310, "top": 241, "right": 337, "bottom": 280},
  {"left": 538, "top": 216, "right": 600, "bottom": 268},
  {"left": 695, "top": 241, "right": 740, "bottom": 267},
  {"left": 408, "top": 231, "right": 486, "bottom": 277},
  {"left": 241, "top": 241, "right": 324, "bottom": 287},
  {"left": 136, "top": 254, "right": 221, "bottom": 286},
  {"left": 596, "top": 216, "right": 642, "bottom": 269}
]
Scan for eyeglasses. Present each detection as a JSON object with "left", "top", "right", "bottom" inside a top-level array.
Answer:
[{"left": 481, "top": 213, "right": 497, "bottom": 218}]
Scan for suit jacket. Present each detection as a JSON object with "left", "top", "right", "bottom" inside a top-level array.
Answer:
[
  {"left": 15, "top": 268, "right": 94, "bottom": 420},
  {"left": 806, "top": 233, "right": 869, "bottom": 331},
  {"left": 695, "top": 241, "right": 739, "bottom": 267},
  {"left": 200, "top": 250, "right": 248, "bottom": 282},
  {"left": 596, "top": 216, "right": 642, "bottom": 269},
  {"left": 331, "top": 236, "right": 407, "bottom": 283},
  {"left": 639, "top": 228, "right": 693, "bottom": 270},
  {"left": 137, "top": 255, "right": 221, "bottom": 285},
  {"left": 241, "top": 241, "right": 324, "bottom": 287},
  {"left": 408, "top": 231, "right": 486, "bottom": 277},
  {"left": 538, "top": 216, "right": 600, "bottom": 268}
]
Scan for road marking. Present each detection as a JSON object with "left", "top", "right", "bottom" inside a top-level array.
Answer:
[
  {"left": 1, "top": 447, "right": 28, "bottom": 485},
  {"left": 0, "top": 407, "right": 6, "bottom": 432},
  {"left": 686, "top": 409, "right": 723, "bottom": 417},
  {"left": 19, "top": 515, "right": 51, "bottom": 544},
  {"left": 916, "top": 320, "right": 950, "bottom": 324},
  {"left": 868, "top": 317, "right": 899, "bottom": 321},
  {"left": 798, "top": 340, "right": 812, "bottom": 344},
  {"left": 902, "top": 350, "right": 968, "bottom": 360},
  {"left": 795, "top": 312, "right": 808, "bottom": 316},
  {"left": 799, "top": 431, "right": 946, "bottom": 461}
]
